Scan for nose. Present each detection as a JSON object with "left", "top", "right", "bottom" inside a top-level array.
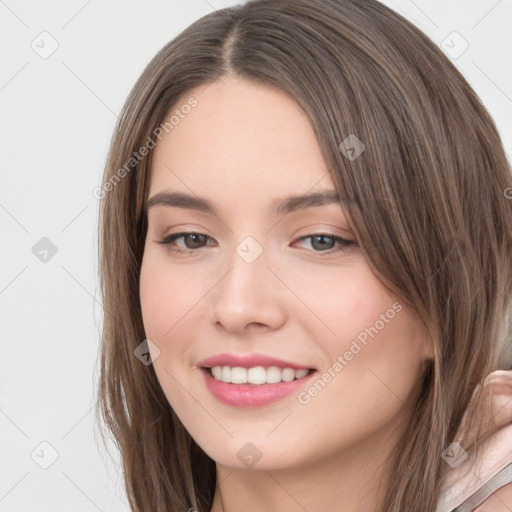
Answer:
[{"left": 210, "top": 240, "right": 288, "bottom": 335}]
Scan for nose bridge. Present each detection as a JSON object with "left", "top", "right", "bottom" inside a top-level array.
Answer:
[
  {"left": 218, "top": 234, "right": 270, "bottom": 304},
  {"left": 211, "top": 233, "right": 286, "bottom": 332}
]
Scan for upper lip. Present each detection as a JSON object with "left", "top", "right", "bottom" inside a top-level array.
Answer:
[{"left": 197, "top": 353, "right": 314, "bottom": 370}]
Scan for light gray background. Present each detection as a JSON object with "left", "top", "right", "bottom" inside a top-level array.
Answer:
[{"left": 1, "top": 1, "right": 511, "bottom": 511}]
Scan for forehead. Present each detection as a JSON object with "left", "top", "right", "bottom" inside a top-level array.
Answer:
[{"left": 148, "top": 77, "right": 335, "bottom": 202}]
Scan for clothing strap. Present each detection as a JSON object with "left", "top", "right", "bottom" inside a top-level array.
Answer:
[{"left": 451, "top": 462, "right": 512, "bottom": 511}]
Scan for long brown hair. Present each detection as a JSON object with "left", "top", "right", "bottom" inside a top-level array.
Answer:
[{"left": 94, "top": 1, "right": 512, "bottom": 510}]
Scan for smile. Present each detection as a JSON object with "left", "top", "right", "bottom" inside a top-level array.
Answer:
[
  {"left": 209, "top": 365, "right": 311, "bottom": 385},
  {"left": 200, "top": 366, "right": 316, "bottom": 407}
]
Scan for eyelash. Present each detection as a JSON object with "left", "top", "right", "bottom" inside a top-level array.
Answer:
[{"left": 155, "top": 231, "right": 356, "bottom": 257}]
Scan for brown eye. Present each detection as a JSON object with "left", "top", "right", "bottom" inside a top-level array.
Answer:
[
  {"left": 180, "top": 233, "right": 208, "bottom": 249},
  {"left": 156, "top": 232, "right": 215, "bottom": 254}
]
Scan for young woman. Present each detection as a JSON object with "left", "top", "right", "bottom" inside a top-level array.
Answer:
[{"left": 95, "top": 1, "right": 512, "bottom": 511}]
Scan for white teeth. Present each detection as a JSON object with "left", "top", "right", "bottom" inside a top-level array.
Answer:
[
  {"left": 281, "top": 368, "right": 295, "bottom": 382},
  {"left": 295, "top": 369, "right": 309, "bottom": 379},
  {"left": 266, "top": 366, "right": 282, "bottom": 383},
  {"left": 221, "top": 366, "right": 231, "bottom": 383},
  {"left": 209, "top": 365, "right": 311, "bottom": 385},
  {"left": 248, "top": 366, "right": 267, "bottom": 385},
  {"left": 230, "top": 367, "right": 247, "bottom": 384},
  {"left": 212, "top": 366, "right": 222, "bottom": 380}
]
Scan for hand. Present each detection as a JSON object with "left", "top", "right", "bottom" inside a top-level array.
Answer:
[{"left": 437, "top": 370, "right": 512, "bottom": 511}]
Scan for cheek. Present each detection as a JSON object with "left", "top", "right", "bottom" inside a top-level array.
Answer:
[
  {"left": 295, "top": 264, "right": 425, "bottom": 404},
  {"left": 139, "top": 251, "right": 207, "bottom": 338},
  {"left": 139, "top": 253, "right": 200, "bottom": 412},
  {"left": 139, "top": 257, "right": 169, "bottom": 338},
  {"left": 293, "top": 263, "right": 394, "bottom": 348}
]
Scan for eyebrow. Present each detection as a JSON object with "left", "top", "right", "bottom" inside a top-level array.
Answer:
[{"left": 145, "top": 190, "right": 342, "bottom": 216}]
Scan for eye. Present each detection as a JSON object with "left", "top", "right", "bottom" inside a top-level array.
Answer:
[
  {"left": 155, "top": 232, "right": 216, "bottom": 254},
  {"left": 155, "top": 231, "right": 357, "bottom": 256},
  {"left": 292, "top": 234, "right": 356, "bottom": 255}
]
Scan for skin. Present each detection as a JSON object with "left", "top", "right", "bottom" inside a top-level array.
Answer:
[
  {"left": 475, "top": 485, "right": 512, "bottom": 512},
  {"left": 139, "top": 75, "right": 436, "bottom": 512},
  {"left": 449, "top": 372, "right": 512, "bottom": 511}
]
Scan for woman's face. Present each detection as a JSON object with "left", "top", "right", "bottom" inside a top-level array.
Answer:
[{"left": 139, "top": 76, "right": 433, "bottom": 471}]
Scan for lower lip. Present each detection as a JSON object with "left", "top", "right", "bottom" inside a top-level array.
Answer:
[{"left": 201, "top": 368, "right": 316, "bottom": 407}]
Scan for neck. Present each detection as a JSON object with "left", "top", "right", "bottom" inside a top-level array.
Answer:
[{"left": 209, "top": 423, "right": 402, "bottom": 512}]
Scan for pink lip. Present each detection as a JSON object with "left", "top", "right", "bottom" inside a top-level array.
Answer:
[
  {"left": 200, "top": 368, "right": 316, "bottom": 407},
  {"left": 196, "top": 353, "right": 316, "bottom": 408},
  {"left": 197, "top": 352, "right": 312, "bottom": 370}
]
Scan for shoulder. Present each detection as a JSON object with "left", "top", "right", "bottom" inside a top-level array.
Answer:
[
  {"left": 437, "top": 370, "right": 512, "bottom": 511},
  {"left": 473, "top": 481, "right": 512, "bottom": 511}
]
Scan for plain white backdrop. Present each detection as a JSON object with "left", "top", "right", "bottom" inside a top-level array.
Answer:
[{"left": 1, "top": 1, "right": 511, "bottom": 510}]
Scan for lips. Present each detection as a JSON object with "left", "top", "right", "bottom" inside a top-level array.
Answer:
[
  {"left": 197, "top": 352, "right": 316, "bottom": 407},
  {"left": 197, "top": 352, "right": 313, "bottom": 370}
]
